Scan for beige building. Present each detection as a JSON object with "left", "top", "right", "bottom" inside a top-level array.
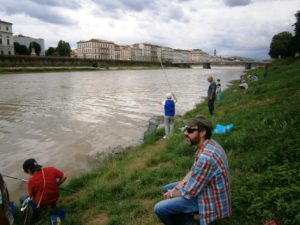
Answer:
[
  {"left": 115, "top": 44, "right": 120, "bottom": 60},
  {"left": 156, "top": 46, "right": 162, "bottom": 62},
  {"left": 173, "top": 49, "right": 182, "bottom": 63},
  {"left": 150, "top": 45, "right": 161, "bottom": 62},
  {"left": 77, "top": 39, "right": 115, "bottom": 59},
  {"left": 75, "top": 38, "right": 215, "bottom": 64},
  {"left": 0, "top": 20, "right": 14, "bottom": 55},
  {"left": 191, "top": 49, "right": 210, "bottom": 63},
  {"left": 173, "top": 49, "right": 192, "bottom": 63},
  {"left": 131, "top": 46, "right": 143, "bottom": 61},
  {"left": 120, "top": 45, "right": 131, "bottom": 61},
  {"left": 161, "top": 47, "right": 174, "bottom": 63},
  {"left": 132, "top": 43, "right": 151, "bottom": 61}
]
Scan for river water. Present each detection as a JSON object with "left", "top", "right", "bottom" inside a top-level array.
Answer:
[{"left": 0, "top": 66, "right": 244, "bottom": 202}]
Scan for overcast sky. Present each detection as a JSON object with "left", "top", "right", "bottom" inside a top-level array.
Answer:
[{"left": 0, "top": 0, "right": 299, "bottom": 59}]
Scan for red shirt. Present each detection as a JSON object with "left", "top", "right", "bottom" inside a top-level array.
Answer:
[{"left": 28, "top": 166, "right": 64, "bottom": 207}]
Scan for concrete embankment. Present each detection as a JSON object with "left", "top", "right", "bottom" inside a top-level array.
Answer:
[{"left": 0, "top": 55, "right": 166, "bottom": 69}]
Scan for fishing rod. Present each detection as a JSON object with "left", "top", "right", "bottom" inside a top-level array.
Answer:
[
  {"left": 2, "top": 174, "right": 77, "bottom": 193},
  {"left": 2, "top": 174, "right": 27, "bottom": 182},
  {"left": 159, "top": 56, "right": 172, "bottom": 92}
]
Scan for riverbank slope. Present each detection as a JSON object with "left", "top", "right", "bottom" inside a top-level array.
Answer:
[{"left": 14, "top": 58, "right": 300, "bottom": 225}]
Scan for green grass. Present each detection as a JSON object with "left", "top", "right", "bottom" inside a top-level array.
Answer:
[{"left": 13, "top": 58, "right": 300, "bottom": 225}]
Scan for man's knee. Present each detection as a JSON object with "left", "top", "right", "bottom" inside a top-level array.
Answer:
[{"left": 154, "top": 202, "right": 162, "bottom": 216}]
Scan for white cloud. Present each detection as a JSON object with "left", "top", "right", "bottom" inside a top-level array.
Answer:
[{"left": 0, "top": 0, "right": 299, "bottom": 59}]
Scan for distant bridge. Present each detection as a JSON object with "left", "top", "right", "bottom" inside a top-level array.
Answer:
[{"left": 173, "top": 60, "right": 271, "bottom": 69}]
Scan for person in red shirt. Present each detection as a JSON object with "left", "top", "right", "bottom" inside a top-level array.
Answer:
[{"left": 22, "top": 158, "right": 66, "bottom": 212}]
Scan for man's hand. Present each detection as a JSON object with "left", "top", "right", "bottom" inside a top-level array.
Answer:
[
  {"left": 163, "top": 190, "right": 173, "bottom": 199},
  {"left": 57, "top": 176, "right": 67, "bottom": 186}
]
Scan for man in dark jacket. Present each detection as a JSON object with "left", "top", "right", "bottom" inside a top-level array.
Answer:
[{"left": 207, "top": 76, "right": 216, "bottom": 115}]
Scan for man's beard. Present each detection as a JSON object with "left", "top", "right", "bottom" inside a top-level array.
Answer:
[{"left": 185, "top": 136, "right": 199, "bottom": 146}]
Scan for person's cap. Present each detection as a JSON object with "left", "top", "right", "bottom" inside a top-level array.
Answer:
[
  {"left": 166, "top": 93, "right": 172, "bottom": 98},
  {"left": 23, "top": 158, "right": 42, "bottom": 172},
  {"left": 185, "top": 115, "right": 214, "bottom": 131}
]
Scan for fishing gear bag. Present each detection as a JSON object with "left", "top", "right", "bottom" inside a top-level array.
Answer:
[{"left": 21, "top": 197, "right": 39, "bottom": 225}]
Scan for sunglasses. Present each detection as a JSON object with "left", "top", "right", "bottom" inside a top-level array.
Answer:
[{"left": 184, "top": 127, "right": 199, "bottom": 134}]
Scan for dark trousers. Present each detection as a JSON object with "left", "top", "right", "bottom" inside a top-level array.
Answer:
[
  {"left": 208, "top": 98, "right": 215, "bottom": 114},
  {"left": 172, "top": 213, "right": 195, "bottom": 225}
]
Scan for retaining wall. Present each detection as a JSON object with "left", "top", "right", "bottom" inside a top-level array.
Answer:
[{"left": 0, "top": 55, "right": 162, "bottom": 67}]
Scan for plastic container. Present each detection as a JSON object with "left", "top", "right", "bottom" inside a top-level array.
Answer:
[{"left": 214, "top": 124, "right": 234, "bottom": 134}]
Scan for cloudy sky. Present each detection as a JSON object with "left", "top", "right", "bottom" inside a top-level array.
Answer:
[{"left": 0, "top": 0, "right": 299, "bottom": 59}]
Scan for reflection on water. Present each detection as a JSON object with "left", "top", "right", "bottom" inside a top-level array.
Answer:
[{"left": 0, "top": 67, "right": 244, "bottom": 201}]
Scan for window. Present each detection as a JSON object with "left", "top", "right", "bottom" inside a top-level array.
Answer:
[
  {"left": 1, "top": 50, "right": 4, "bottom": 55},
  {"left": 7, "top": 39, "right": 10, "bottom": 45},
  {"left": 6, "top": 26, "right": 9, "bottom": 31},
  {"left": 8, "top": 51, "right": 11, "bottom": 55},
  {"left": 0, "top": 39, "right": 2, "bottom": 44}
]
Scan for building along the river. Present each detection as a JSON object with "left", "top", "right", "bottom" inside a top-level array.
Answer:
[
  {"left": 0, "top": 19, "right": 15, "bottom": 55},
  {"left": 77, "top": 39, "right": 116, "bottom": 60}
]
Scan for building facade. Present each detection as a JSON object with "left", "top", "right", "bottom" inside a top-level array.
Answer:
[
  {"left": 180, "top": 49, "right": 192, "bottom": 63},
  {"left": 133, "top": 43, "right": 151, "bottom": 61},
  {"left": 191, "top": 49, "right": 210, "bottom": 63},
  {"left": 120, "top": 45, "right": 131, "bottom": 61},
  {"left": 161, "top": 47, "right": 174, "bottom": 63},
  {"left": 0, "top": 20, "right": 15, "bottom": 55},
  {"left": 131, "top": 46, "right": 143, "bottom": 61},
  {"left": 77, "top": 39, "right": 115, "bottom": 59},
  {"left": 115, "top": 44, "right": 121, "bottom": 60},
  {"left": 75, "top": 38, "right": 214, "bottom": 63},
  {"left": 13, "top": 34, "right": 45, "bottom": 56},
  {"left": 150, "top": 45, "right": 161, "bottom": 62}
]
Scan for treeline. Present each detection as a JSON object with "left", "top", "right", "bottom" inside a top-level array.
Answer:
[
  {"left": 14, "top": 40, "right": 71, "bottom": 57},
  {"left": 269, "top": 11, "right": 300, "bottom": 58},
  {"left": 14, "top": 41, "right": 41, "bottom": 55},
  {"left": 45, "top": 40, "right": 71, "bottom": 57}
]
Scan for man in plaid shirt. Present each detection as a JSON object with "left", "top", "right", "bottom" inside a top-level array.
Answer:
[{"left": 154, "top": 115, "right": 232, "bottom": 225}]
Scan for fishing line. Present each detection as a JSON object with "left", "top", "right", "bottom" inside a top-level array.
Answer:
[{"left": 159, "top": 56, "right": 172, "bottom": 92}]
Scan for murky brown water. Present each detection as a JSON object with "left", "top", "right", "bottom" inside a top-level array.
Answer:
[{"left": 0, "top": 67, "right": 244, "bottom": 202}]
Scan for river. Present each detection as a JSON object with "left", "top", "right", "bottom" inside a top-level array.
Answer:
[{"left": 0, "top": 66, "right": 244, "bottom": 202}]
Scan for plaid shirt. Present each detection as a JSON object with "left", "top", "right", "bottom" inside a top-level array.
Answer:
[{"left": 181, "top": 139, "right": 232, "bottom": 225}]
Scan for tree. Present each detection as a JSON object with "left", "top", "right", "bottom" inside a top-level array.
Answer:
[
  {"left": 292, "top": 11, "right": 300, "bottom": 56},
  {"left": 56, "top": 40, "right": 71, "bottom": 57},
  {"left": 14, "top": 42, "right": 30, "bottom": 55},
  {"left": 294, "top": 11, "right": 300, "bottom": 36},
  {"left": 29, "top": 41, "right": 41, "bottom": 56},
  {"left": 268, "top": 32, "right": 293, "bottom": 59},
  {"left": 45, "top": 47, "right": 56, "bottom": 56}
]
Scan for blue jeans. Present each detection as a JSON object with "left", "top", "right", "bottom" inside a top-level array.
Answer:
[{"left": 154, "top": 182, "right": 198, "bottom": 225}]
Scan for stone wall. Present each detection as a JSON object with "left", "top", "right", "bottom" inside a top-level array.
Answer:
[{"left": 0, "top": 55, "right": 161, "bottom": 67}]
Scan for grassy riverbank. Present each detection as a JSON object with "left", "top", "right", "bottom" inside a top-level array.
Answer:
[
  {"left": 14, "top": 58, "right": 300, "bottom": 225},
  {"left": 0, "top": 66, "right": 163, "bottom": 74}
]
